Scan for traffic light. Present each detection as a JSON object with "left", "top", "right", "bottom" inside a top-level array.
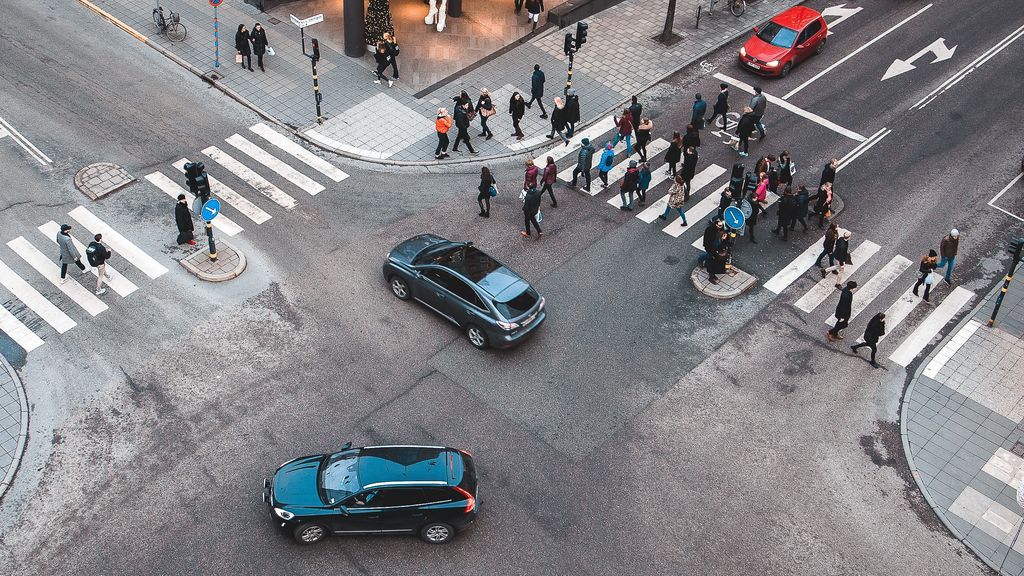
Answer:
[
  {"left": 1010, "top": 238, "right": 1024, "bottom": 257},
  {"left": 310, "top": 38, "right": 320, "bottom": 63},
  {"left": 574, "top": 21, "right": 589, "bottom": 50},
  {"left": 563, "top": 33, "right": 573, "bottom": 56},
  {"left": 183, "top": 161, "right": 204, "bottom": 195}
]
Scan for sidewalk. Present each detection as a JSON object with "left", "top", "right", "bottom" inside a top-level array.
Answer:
[
  {"left": 903, "top": 272, "right": 1024, "bottom": 575},
  {"left": 0, "top": 355, "right": 28, "bottom": 501},
  {"left": 82, "top": 0, "right": 793, "bottom": 164}
]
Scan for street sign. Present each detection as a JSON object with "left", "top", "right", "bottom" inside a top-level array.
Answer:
[
  {"left": 723, "top": 205, "right": 745, "bottom": 230},
  {"left": 201, "top": 198, "right": 222, "bottom": 221},
  {"left": 209, "top": 0, "right": 223, "bottom": 6},
  {"left": 290, "top": 13, "right": 324, "bottom": 28}
]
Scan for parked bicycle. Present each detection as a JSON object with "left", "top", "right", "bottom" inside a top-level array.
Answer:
[
  {"left": 709, "top": 0, "right": 746, "bottom": 17},
  {"left": 153, "top": 4, "right": 187, "bottom": 42}
]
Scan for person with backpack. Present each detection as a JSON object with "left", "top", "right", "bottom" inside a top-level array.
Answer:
[
  {"left": 86, "top": 233, "right": 112, "bottom": 295},
  {"left": 570, "top": 138, "right": 595, "bottom": 192},
  {"left": 477, "top": 167, "right": 496, "bottom": 218},
  {"left": 540, "top": 156, "right": 558, "bottom": 207},
  {"left": 619, "top": 160, "right": 640, "bottom": 212},
  {"left": 547, "top": 97, "right": 569, "bottom": 145},
  {"left": 56, "top": 224, "right": 88, "bottom": 284},
  {"left": 851, "top": 312, "right": 886, "bottom": 367},
  {"left": 597, "top": 142, "right": 615, "bottom": 188}
]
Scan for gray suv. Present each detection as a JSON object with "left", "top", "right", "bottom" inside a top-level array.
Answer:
[{"left": 382, "top": 235, "right": 546, "bottom": 349}]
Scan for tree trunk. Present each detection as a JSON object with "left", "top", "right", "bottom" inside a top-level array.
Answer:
[{"left": 661, "top": 0, "right": 677, "bottom": 42}]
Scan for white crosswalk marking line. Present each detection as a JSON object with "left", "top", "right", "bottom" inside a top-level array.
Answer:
[
  {"left": 664, "top": 184, "right": 727, "bottom": 238},
  {"left": 605, "top": 140, "right": 672, "bottom": 208},
  {"left": 538, "top": 116, "right": 617, "bottom": 164},
  {"left": 688, "top": 192, "right": 781, "bottom": 247},
  {"left": 764, "top": 235, "right": 827, "bottom": 294},
  {"left": 826, "top": 255, "right": 912, "bottom": 326},
  {"left": 7, "top": 236, "right": 108, "bottom": 316},
  {"left": 889, "top": 286, "right": 975, "bottom": 366},
  {"left": 38, "top": 222, "right": 138, "bottom": 298},
  {"left": 869, "top": 273, "right": 941, "bottom": 343},
  {"left": 249, "top": 123, "right": 349, "bottom": 182},
  {"left": 793, "top": 240, "right": 881, "bottom": 313},
  {"left": 225, "top": 134, "right": 325, "bottom": 195},
  {"left": 637, "top": 164, "right": 726, "bottom": 224},
  {"left": 0, "top": 305, "right": 43, "bottom": 352},
  {"left": 144, "top": 172, "right": 244, "bottom": 236},
  {"left": 203, "top": 146, "right": 298, "bottom": 209},
  {"left": 634, "top": 172, "right": 680, "bottom": 223},
  {"left": 68, "top": 206, "right": 169, "bottom": 280},
  {"left": 557, "top": 141, "right": 628, "bottom": 183},
  {"left": 0, "top": 258, "right": 76, "bottom": 333},
  {"left": 173, "top": 159, "right": 271, "bottom": 224}
]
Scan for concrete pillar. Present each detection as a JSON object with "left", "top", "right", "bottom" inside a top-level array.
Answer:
[{"left": 343, "top": 0, "right": 365, "bottom": 57}]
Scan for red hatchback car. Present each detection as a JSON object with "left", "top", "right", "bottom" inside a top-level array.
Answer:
[{"left": 738, "top": 6, "right": 828, "bottom": 77}]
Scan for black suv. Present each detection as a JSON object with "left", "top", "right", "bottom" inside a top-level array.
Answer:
[
  {"left": 264, "top": 444, "right": 478, "bottom": 545},
  {"left": 382, "top": 235, "right": 546, "bottom": 349}
]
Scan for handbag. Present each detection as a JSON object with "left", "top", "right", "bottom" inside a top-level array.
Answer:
[
  {"left": 488, "top": 185, "right": 497, "bottom": 197},
  {"left": 235, "top": 53, "right": 243, "bottom": 64},
  {"left": 536, "top": 209, "right": 543, "bottom": 223},
  {"left": 924, "top": 273, "right": 935, "bottom": 285},
  {"left": 467, "top": 110, "right": 477, "bottom": 122},
  {"left": 266, "top": 46, "right": 275, "bottom": 56},
  {"left": 482, "top": 107, "right": 496, "bottom": 117}
]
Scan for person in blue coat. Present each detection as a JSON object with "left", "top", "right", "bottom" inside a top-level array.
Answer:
[
  {"left": 527, "top": 64, "right": 547, "bottom": 118},
  {"left": 597, "top": 142, "right": 615, "bottom": 188},
  {"left": 691, "top": 93, "right": 707, "bottom": 129}
]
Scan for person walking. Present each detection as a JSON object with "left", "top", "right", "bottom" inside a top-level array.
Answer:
[
  {"left": 597, "top": 142, "right": 615, "bottom": 188},
  {"left": 691, "top": 94, "right": 707, "bottom": 129},
  {"left": 525, "top": 0, "right": 544, "bottom": 30},
  {"left": 619, "top": 160, "right": 640, "bottom": 211},
  {"left": 434, "top": 107, "right": 452, "bottom": 159},
  {"left": 815, "top": 222, "right": 839, "bottom": 268},
  {"left": 508, "top": 91, "right": 526, "bottom": 139},
  {"left": 851, "top": 312, "right": 887, "bottom": 367},
  {"left": 822, "top": 230, "right": 853, "bottom": 287},
  {"left": 571, "top": 137, "right": 596, "bottom": 192},
  {"left": 717, "top": 185, "right": 733, "bottom": 219},
  {"left": 612, "top": 110, "right": 633, "bottom": 156},
  {"left": 477, "top": 167, "right": 496, "bottom": 217},
  {"left": 681, "top": 146, "right": 698, "bottom": 202},
  {"left": 936, "top": 229, "right": 960, "bottom": 285},
  {"left": 750, "top": 86, "right": 767, "bottom": 139},
  {"left": 707, "top": 83, "right": 730, "bottom": 129},
  {"left": 514, "top": 0, "right": 524, "bottom": 14},
  {"left": 820, "top": 158, "right": 838, "bottom": 188},
  {"left": 772, "top": 186, "right": 797, "bottom": 239},
  {"left": 523, "top": 157, "right": 539, "bottom": 193},
  {"left": 764, "top": 154, "right": 779, "bottom": 194},
  {"left": 814, "top": 181, "right": 833, "bottom": 228},
  {"left": 547, "top": 97, "right": 569, "bottom": 144},
  {"left": 541, "top": 156, "right": 558, "bottom": 207},
  {"left": 56, "top": 224, "right": 88, "bottom": 283},
  {"left": 636, "top": 116, "right": 653, "bottom": 162},
  {"left": 792, "top": 184, "right": 810, "bottom": 232},
  {"left": 747, "top": 172, "right": 768, "bottom": 243},
  {"left": 451, "top": 102, "right": 477, "bottom": 154},
  {"left": 637, "top": 161, "right": 651, "bottom": 207},
  {"left": 235, "top": 24, "right": 252, "bottom": 71},
  {"left": 628, "top": 96, "right": 643, "bottom": 141},
  {"left": 175, "top": 194, "right": 196, "bottom": 246},
  {"left": 776, "top": 150, "right": 794, "bottom": 193},
  {"left": 565, "top": 88, "right": 581, "bottom": 136},
  {"left": 664, "top": 131, "right": 682, "bottom": 176},
  {"left": 85, "top": 233, "right": 111, "bottom": 295},
  {"left": 383, "top": 32, "right": 400, "bottom": 80},
  {"left": 827, "top": 281, "right": 858, "bottom": 341},
  {"left": 913, "top": 250, "right": 939, "bottom": 302},
  {"left": 250, "top": 23, "right": 269, "bottom": 72},
  {"left": 659, "top": 174, "right": 688, "bottom": 226},
  {"left": 735, "top": 106, "right": 756, "bottom": 157},
  {"left": 521, "top": 185, "right": 543, "bottom": 238},
  {"left": 373, "top": 42, "right": 394, "bottom": 87},
  {"left": 683, "top": 123, "right": 700, "bottom": 150},
  {"left": 475, "top": 88, "right": 495, "bottom": 140},
  {"left": 527, "top": 64, "right": 547, "bottom": 118}
]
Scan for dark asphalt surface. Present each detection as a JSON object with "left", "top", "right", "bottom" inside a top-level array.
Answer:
[{"left": 1, "top": 0, "right": 1022, "bottom": 574}]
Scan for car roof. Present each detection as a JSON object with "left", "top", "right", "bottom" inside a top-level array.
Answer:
[
  {"left": 771, "top": 6, "right": 821, "bottom": 29},
  {"left": 356, "top": 446, "right": 450, "bottom": 489}
]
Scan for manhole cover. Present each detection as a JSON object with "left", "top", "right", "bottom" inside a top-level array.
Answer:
[
  {"left": 74, "top": 163, "right": 135, "bottom": 200},
  {"left": 267, "top": 17, "right": 282, "bottom": 25},
  {"left": 206, "top": 71, "right": 223, "bottom": 81}
]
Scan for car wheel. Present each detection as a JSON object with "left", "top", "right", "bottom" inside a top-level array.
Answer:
[
  {"left": 293, "top": 522, "right": 328, "bottom": 545},
  {"left": 389, "top": 276, "right": 411, "bottom": 300},
  {"left": 780, "top": 62, "right": 793, "bottom": 77},
  {"left": 420, "top": 522, "right": 455, "bottom": 544},
  {"left": 815, "top": 37, "right": 826, "bottom": 55},
  {"left": 465, "top": 324, "right": 489, "bottom": 349}
]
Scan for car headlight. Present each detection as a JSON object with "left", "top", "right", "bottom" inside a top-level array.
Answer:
[
  {"left": 496, "top": 320, "right": 520, "bottom": 330},
  {"left": 274, "top": 507, "right": 294, "bottom": 520},
  {"left": 765, "top": 60, "right": 779, "bottom": 67},
  {"left": 739, "top": 47, "right": 746, "bottom": 57}
]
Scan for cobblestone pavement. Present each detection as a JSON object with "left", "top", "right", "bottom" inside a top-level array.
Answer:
[
  {"left": 0, "top": 355, "right": 28, "bottom": 500},
  {"left": 84, "top": 0, "right": 794, "bottom": 163},
  {"left": 904, "top": 273, "right": 1024, "bottom": 575}
]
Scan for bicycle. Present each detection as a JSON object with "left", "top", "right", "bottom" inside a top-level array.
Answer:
[
  {"left": 152, "top": 5, "right": 187, "bottom": 42},
  {"left": 709, "top": 0, "right": 746, "bottom": 17}
]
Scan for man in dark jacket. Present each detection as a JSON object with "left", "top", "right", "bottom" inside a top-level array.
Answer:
[
  {"left": 827, "top": 281, "right": 858, "bottom": 341},
  {"left": 521, "top": 186, "right": 543, "bottom": 237},
  {"left": 451, "top": 102, "right": 477, "bottom": 154},
  {"left": 772, "top": 186, "right": 797, "bottom": 239},
  {"left": 175, "top": 194, "right": 196, "bottom": 245},
  {"left": 791, "top": 185, "right": 810, "bottom": 232},
  {"left": 628, "top": 96, "right": 643, "bottom": 141},
  {"left": 527, "top": 64, "right": 547, "bottom": 118},
  {"left": 619, "top": 160, "right": 640, "bottom": 211},
  {"left": 820, "top": 158, "right": 838, "bottom": 187},
  {"left": 565, "top": 89, "right": 581, "bottom": 136},
  {"left": 508, "top": 92, "right": 526, "bottom": 139},
  {"left": 707, "top": 83, "right": 729, "bottom": 129},
  {"left": 852, "top": 312, "right": 886, "bottom": 366},
  {"left": 86, "top": 233, "right": 112, "bottom": 296},
  {"left": 735, "top": 106, "right": 756, "bottom": 157},
  {"left": 571, "top": 138, "right": 595, "bottom": 192},
  {"left": 936, "top": 228, "right": 960, "bottom": 285},
  {"left": 699, "top": 218, "right": 724, "bottom": 270},
  {"left": 691, "top": 94, "right": 707, "bottom": 129},
  {"left": 749, "top": 86, "right": 767, "bottom": 139}
]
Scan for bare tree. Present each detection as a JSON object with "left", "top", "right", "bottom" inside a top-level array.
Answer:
[{"left": 661, "top": 0, "right": 677, "bottom": 43}]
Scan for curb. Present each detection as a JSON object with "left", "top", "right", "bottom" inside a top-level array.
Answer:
[
  {"left": 691, "top": 264, "right": 757, "bottom": 299},
  {"left": 0, "top": 355, "right": 28, "bottom": 503},
  {"left": 179, "top": 240, "right": 247, "bottom": 282},
  {"left": 78, "top": 0, "right": 804, "bottom": 168}
]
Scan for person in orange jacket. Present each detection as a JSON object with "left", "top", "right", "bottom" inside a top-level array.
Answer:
[{"left": 434, "top": 108, "right": 452, "bottom": 159}]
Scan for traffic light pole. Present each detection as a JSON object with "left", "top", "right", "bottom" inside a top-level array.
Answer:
[
  {"left": 562, "top": 22, "right": 588, "bottom": 95},
  {"left": 300, "top": 28, "right": 323, "bottom": 125},
  {"left": 989, "top": 239, "right": 1023, "bottom": 327},
  {"left": 564, "top": 47, "right": 575, "bottom": 95}
]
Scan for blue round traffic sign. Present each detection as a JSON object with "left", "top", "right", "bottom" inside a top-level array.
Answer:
[
  {"left": 209, "top": 0, "right": 224, "bottom": 7},
  {"left": 201, "top": 198, "right": 222, "bottom": 221},
  {"left": 723, "top": 205, "right": 745, "bottom": 229}
]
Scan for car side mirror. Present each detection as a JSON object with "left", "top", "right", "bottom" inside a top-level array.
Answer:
[
  {"left": 752, "top": 26, "right": 759, "bottom": 34},
  {"left": 340, "top": 441, "right": 352, "bottom": 450}
]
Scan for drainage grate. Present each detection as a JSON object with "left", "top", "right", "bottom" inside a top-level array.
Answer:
[
  {"left": 205, "top": 71, "right": 223, "bottom": 81},
  {"left": 1012, "top": 441, "right": 1024, "bottom": 458},
  {"left": 267, "top": 17, "right": 282, "bottom": 25}
]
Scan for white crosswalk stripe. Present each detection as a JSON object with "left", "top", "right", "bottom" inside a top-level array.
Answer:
[
  {"left": 144, "top": 172, "right": 244, "bottom": 236},
  {"left": 639, "top": 164, "right": 727, "bottom": 225},
  {"left": 0, "top": 257, "right": 76, "bottom": 333},
  {"left": 665, "top": 184, "right": 727, "bottom": 238},
  {"left": 249, "top": 123, "right": 349, "bottom": 182},
  {"left": 860, "top": 273, "right": 941, "bottom": 344},
  {"left": 826, "top": 255, "right": 912, "bottom": 327},
  {"left": 225, "top": 134, "right": 325, "bottom": 195},
  {"left": 38, "top": 222, "right": 139, "bottom": 298},
  {"left": 605, "top": 140, "right": 672, "bottom": 208},
  {"left": 0, "top": 305, "right": 43, "bottom": 352},
  {"left": 68, "top": 206, "right": 169, "bottom": 280},
  {"left": 536, "top": 116, "right": 617, "bottom": 163},
  {"left": 634, "top": 170, "right": 683, "bottom": 223},
  {"left": 203, "top": 146, "right": 298, "bottom": 210},
  {"left": 688, "top": 192, "right": 781, "bottom": 246},
  {"left": 764, "top": 235, "right": 828, "bottom": 294},
  {"left": 793, "top": 240, "right": 881, "bottom": 313},
  {"left": 889, "top": 286, "right": 975, "bottom": 366},
  {"left": 7, "top": 236, "right": 108, "bottom": 316},
  {"left": 173, "top": 159, "right": 271, "bottom": 225}
]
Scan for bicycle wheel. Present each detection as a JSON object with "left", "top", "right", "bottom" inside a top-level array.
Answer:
[
  {"left": 167, "top": 22, "right": 186, "bottom": 42},
  {"left": 730, "top": 0, "right": 745, "bottom": 17}
]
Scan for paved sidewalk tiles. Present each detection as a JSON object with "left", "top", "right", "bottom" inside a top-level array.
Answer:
[{"left": 0, "top": 356, "right": 28, "bottom": 500}]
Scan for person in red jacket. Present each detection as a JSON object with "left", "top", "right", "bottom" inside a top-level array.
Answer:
[
  {"left": 523, "top": 158, "right": 539, "bottom": 191},
  {"left": 612, "top": 109, "right": 633, "bottom": 156},
  {"left": 540, "top": 156, "right": 558, "bottom": 208}
]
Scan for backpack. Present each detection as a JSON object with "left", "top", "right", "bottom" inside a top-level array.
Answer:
[{"left": 86, "top": 241, "right": 104, "bottom": 266}]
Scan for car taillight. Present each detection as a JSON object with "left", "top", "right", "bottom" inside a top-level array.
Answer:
[
  {"left": 538, "top": 297, "right": 545, "bottom": 310},
  {"left": 453, "top": 486, "right": 476, "bottom": 513},
  {"left": 496, "top": 320, "right": 519, "bottom": 330}
]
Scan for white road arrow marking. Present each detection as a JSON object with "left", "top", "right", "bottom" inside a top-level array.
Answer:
[
  {"left": 882, "top": 37, "right": 957, "bottom": 81},
  {"left": 821, "top": 4, "right": 863, "bottom": 36}
]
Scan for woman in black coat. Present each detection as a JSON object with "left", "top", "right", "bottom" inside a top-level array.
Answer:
[
  {"left": 235, "top": 24, "right": 252, "bottom": 71},
  {"left": 374, "top": 42, "right": 393, "bottom": 86},
  {"left": 477, "top": 167, "right": 495, "bottom": 218},
  {"left": 664, "top": 131, "right": 682, "bottom": 176},
  {"left": 508, "top": 92, "right": 526, "bottom": 139},
  {"left": 681, "top": 146, "right": 698, "bottom": 201},
  {"left": 852, "top": 312, "right": 886, "bottom": 366},
  {"left": 735, "top": 106, "right": 756, "bottom": 157},
  {"left": 249, "top": 23, "right": 269, "bottom": 71},
  {"left": 682, "top": 123, "right": 700, "bottom": 150},
  {"left": 175, "top": 194, "right": 195, "bottom": 245},
  {"left": 521, "top": 187, "right": 543, "bottom": 238}
]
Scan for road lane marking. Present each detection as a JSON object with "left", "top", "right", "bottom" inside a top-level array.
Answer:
[
  {"left": 249, "top": 123, "right": 349, "bottom": 182},
  {"left": 665, "top": 185, "right": 727, "bottom": 238},
  {"left": 713, "top": 72, "right": 866, "bottom": 141},
  {"left": 225, "top": 134, "right": 325, "bottom": 195},
  {"left": 637, "top": 164, "right": 727, "bottom": 223},
  {"left": 0, "top": 305, "right": 43, "bottom": 352},
  {"left": 826, "top": 255, "right": 912, "bottom": 326},
  {"left": 821, "top": 4, "right": 863, "bottom": 36},
  {"left": 764, "top": 235, "right": 828, "bottom": 294},
  {"left": 988, "top": 174, "right": 1024, "bottom": 223},
  {"left": 0, "top": 258, "right": 76, "bottom": 333},
  {"left": 689, "top": 192, "right": 780, "bottom": 248},
  {"left": 889, "top": 286, "right": 974, "bottom": 366},
  {"left": 38, "top": 222, "right": 138, "bottom": 298},
  {"left": 881, "top": 38, "right": 957, "bottom": 81},
  {"left": 793, "top": 240, "right": 880, "bottom": 313},
  {"left": 605, "top": 140, "right": 671, "bottom": 208},
  {"left": 837, "top": 128, "right": 890, "bottom": 172},
  {"left": 202, "top": 146, "right": 298, "bottom": 209},
  {"left": 0, "top": 116, "right": 52, "bottom": 165},
  {"left": 781, "top": 3, "right": 934, "bottom": 99},
  {"left": 863, "top": 273, "right": 940, "bottom": 344},
  {"left": 173, "top": 158, "right": 271, "bottom": 225},
  {"left": 7, "top": 236, "right": 108, "bottom": 316},
  {"left": 921, "top": 319, "right": 982, "bottom": 379},
  {"left": 144, "top": 172, "right": 244, "bottom": 236},
  {"left": 68, "top": 206, "right": 169, "bottom": 280}
]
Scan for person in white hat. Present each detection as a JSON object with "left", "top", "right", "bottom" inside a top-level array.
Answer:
[{"left": 937, "top": 228, "right": 960, "bottom": 286}]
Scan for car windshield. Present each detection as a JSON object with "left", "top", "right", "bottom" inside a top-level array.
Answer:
[
  {"left": 418, "top": 244, "right": 501, "bottom": 282},
  {"left": 493, "top": 288, "right": 538, "bottom": 319},
  {"left": 757, "top": 21, "right": 797, "bottom": 48},
  {"left": 319, "top": 451, "right": 360, "bottom": 504}
]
